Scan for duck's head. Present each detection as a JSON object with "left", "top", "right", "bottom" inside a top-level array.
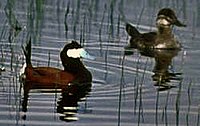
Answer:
[
  {"left": 60, "top": 41, "right": 95, "bottom": 74},
  {"left": 62, "top": 41, "right": 95, "bottom": 60},
  {"left": 156, "top": 8, "right": 186, "bottom": 28}
]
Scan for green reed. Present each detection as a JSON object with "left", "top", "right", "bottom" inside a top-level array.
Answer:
[
  {"left": 155, "top": 78, "right": 161, "bottom": 125},
  {"left": 133, "top": 56, "right": 145, "bottom": 125},
  {"left": 80, "top": 13, "right": 86, "bottom": 46},
  {"left": 118, "top": 54, "right": 126, "bottom": 126},
  {"left": 80, "top": 20, "right": 83, "bottom": 45},
  {"left": 87, "top": 1, "right": 93, "bottom": 38},
  {"left": 0, "top": 20, "right": 7, "bottom": 66},
  {"left": 118, "top": 0, "right": 125, "bottom": 22},
  {"left": 186, "top": 80, "right": 192, "bottom": 126},
  {"left": 103, "top": 36, "right": 109, "bottom": 81},
  {"left": 109, "top": 0, "right": 116, "bottom": 38},
  {"left": 9, "top": 45, "right": 14, "bottom": 71},
  {"left": 72, "top": 0, "right": 81, "bottom": 40},
  {"left": 162, "top": 90, "right": 170, "bottom": 126},
  {"left": 83, "top": 12, "right": 86, "bottom": 45},
  {"left": 5, "top": 0, "right": 22, "bottom": 37},
  {"left": 48, "top": 51, "right": 50, "bottom": 67},
  {"left": 27, "top": 0, "right": 34, "bottom": 37},
  {"left": 136, "top": 6, "right": 145, "bottom": 28},
  {"left": 197, "top": 106, "right": 200, "bottom": 126},
  {"left": 35, "top": 0, "right": 44, "bottom": 27},
  {"left": 93, "top": 0, "right": 99, "bottom": 21},
  {"left": 64, "top": 1, "right": 70, "bottom": 39},
  {"left": 8, "top": 57, "right": 22, "bottom": 124},
  {"left": 138, "top": 59, "right": 147, "bottom": 125},
  {"left": 176, "top": 80, "right": 183, "bottom": 126},
  {"left": 0, "top": 19, "right": 7, "bottom": 41},
  {"left": 4, "top": 0, "right": 22, "bottom": 71},
  {"left": 0, "top": 46, "right": 4, "bottom": 67},
  {"left": 27, "top": 0, "right": 44, "bottom": 43},
  {"left": 99, "top": 3, "right": 107, "bottom": 56},
  {"left": 117, "top": 14, "right": 120, "bottom": 37},
  {"left": 56, "top": 0, "right": 61, "bottom": 36},
  {"left": 197, "top": 0, "right": 200, "bottom": 27},
  {"left": 56, "top": 58, "right": 60, "bottom": 68},
  {"left": 133, "top": 56, "right": 140, "bottom": 115},
  {"left": 99, "top": 3, "right": 106, "bottom": 40}
]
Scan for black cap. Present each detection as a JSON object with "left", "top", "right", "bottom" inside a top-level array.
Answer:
[{"left": 157, "top": 8, "right": 186, "bottom": 27}]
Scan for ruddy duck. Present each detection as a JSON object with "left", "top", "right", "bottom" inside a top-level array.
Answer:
[
  {"left": 126, "top": 8, "right": 186, "bottom": 49},
  {"left": 20, "top": 39, "right": 95, "bottom": 88}
]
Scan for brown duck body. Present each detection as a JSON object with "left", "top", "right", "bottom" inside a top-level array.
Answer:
[
  {"left": 24, "top": 66, "right": 75, "bottom": 88},
  {"left": 126, "top": 8, "right": 186, "bottom": 50},
  {"left": 21, "top": 40, "right": 93, "bottom": 89}
]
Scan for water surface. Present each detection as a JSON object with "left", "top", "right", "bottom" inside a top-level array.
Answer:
[{"left": 0, "top": 0, "right": 199, "bottom": 126}]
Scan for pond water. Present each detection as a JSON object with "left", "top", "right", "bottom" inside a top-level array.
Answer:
[{"left": 0, "top": 0, "right": 199, "bottom": 126}]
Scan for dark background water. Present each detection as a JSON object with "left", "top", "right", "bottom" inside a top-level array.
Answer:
[{"left": 0, "top": 0, "right": 199, "bottom": 126}]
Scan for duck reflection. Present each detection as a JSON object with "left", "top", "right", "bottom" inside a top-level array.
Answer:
[
  {"left": 57, "top": 83, "right": 91, "bottom": 122},
  {"left": 21, "top": 82, "right": 91, "bottom": 122},
  {"left": 125, "top": 48, "right": 182, "bottom": 91}
]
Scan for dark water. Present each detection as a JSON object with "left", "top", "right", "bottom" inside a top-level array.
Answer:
[{"left": 0, "top": 0, "right": 199, "bottom": 126}]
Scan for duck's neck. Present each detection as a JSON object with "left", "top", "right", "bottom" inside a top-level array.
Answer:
[
  {"left": 60, "top": 50, "right": 85, "bottom": 74},
  {"left": 157, "top": 26, "right": 173, "bottom": 37},
  {"left": 62, "top": 58, "right": 92, "bottom": 83},
  {"left": 63, "top": 58, "right": 86, "bottom": 74}
]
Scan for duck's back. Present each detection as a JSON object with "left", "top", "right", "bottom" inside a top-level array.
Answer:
[
  {"left": 129, "top": 31, "right": 157, "bottom": 49},
  {"left": 126, "top": 23, "right": 157, "bottom": 49},
  {"left": 25, "top": 66, "right": 75, "bottom": 86},
  {"left": 126, "top": 24, "right": 181, "bottom": 49},
  {"left": 126, "top": 8, "right": 186, "bottom": 50}
]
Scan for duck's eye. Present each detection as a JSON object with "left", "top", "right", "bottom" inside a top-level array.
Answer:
[{"left": 166, "top": 17, "right": 173, "bottom": 22}]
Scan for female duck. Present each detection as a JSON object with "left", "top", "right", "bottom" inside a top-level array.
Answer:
[
  {"left": 126, "top": 8, "right": 186, "bottom": 49},
  {"left": 20, "top": 40, "right": 94, "bottom": 88}
]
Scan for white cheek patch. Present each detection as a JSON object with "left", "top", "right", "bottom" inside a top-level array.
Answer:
[
  {"left": 67, "top": 48, "right": 83, "bottom": 58},
  {"left": 67, "top": 48, "right": 95, "bottom": 60},
  {"left": 155, "top": 43, "right": 166, "bottom": 49},
  {"left": 157, "top": 19, "right": 170, "bottom": 26}
]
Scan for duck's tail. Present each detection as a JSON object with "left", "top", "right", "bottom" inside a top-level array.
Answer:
[
  {"left": 22, "top": 38, "right": 32, "bottom": 66},
  {"left": 126, "top": 23, "right": 141, "bottom": 38},
  {"left": 19, "top": 38, "right": 32, "bottom": 80}
]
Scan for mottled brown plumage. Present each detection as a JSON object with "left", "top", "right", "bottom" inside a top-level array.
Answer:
[{"left": 126, "top": 8, "right": 186, "bottom": 49}]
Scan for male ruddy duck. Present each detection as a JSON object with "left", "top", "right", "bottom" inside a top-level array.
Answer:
[
  {"left": 126, "top": 8, "right": 186, "bottom": 49},
  {"left": 20, "top": 39, "right": 94, "bottom": 89}
]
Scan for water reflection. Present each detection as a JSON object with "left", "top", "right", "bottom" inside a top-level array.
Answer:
[
  {"left": 125, "top": 48, "right": 182, "bottom": 91},
  {"left": 21, "top": 82, "right": 91, "bottom": 122},
  {"left": 0, "top": 0, "right": 199, "bottom": 125},
  {"left": 57, "top": 83, "right": 91, "bottom": 122}
]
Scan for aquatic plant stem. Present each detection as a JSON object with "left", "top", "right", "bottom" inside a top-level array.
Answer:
[
  {"left": 162, "top": 90, "right": 170, "bottom": 126},
  {"left": 136, "top": 5, "right": 145, "bottom": 28},
  {"left": 138, "top": 59, "right": 147, "bottom": 125},
  {"left": 176, "top": 80, "right": 183, "bottom": 126},
  {"left": 99, "top": 4, "right": 107, "bottom": 56},
  {"left": 64, "top": 1, "right": 70, "bottom": 39},
  {"left": 133, "top": 56, "right": 140, "bottom": 115},
  {"left": 197, "top": 106, "right": 200, "bottom": 126},
  {"left": 48, "top": 51, "right": 50, "bottom": 67},
  {"left": 118, "top": 54, "right": 125, "bottom": 126},
  {"left": 186, "top": 80, "right": 192, "bottom": 126}
]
